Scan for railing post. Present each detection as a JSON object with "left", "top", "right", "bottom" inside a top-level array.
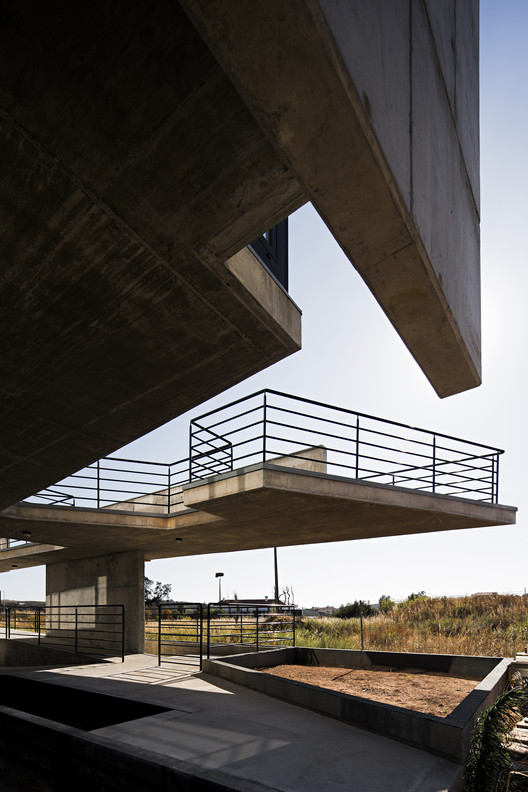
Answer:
[
  {"left": 158, "top": 605, "right": 162, "bottom": 666},
  {"left": 360, "top": 601, "right": 364, "bottom": 651},
  {"left": 167, "top": 465, "right": 171, "bottom": 515},
  {"left": 355, "top": 415, "right": 360, "bottom": 479},
  {"left": 256, "top": 608, "right": 259, "bottom": 652},
  {"left": 6, "top": 607, "right": 9, "bottom": 639},
  {"left": 97, "top": 460, "right": 100, "bottom": 509},
  {"left": 292, "top": 608, "right": 296, "bottom": 647},
  {"left": 189, "top": 422, "right": 193, "bottom": 482},
  {"left": 121, "top": 605, "right": 125, "bottom": 663},
  {"left": 74, "top": 607, "right": 78, "bottom": 653},
  {"left": 38, "top": 607, "right": 42, "bottom": 645},
  {"left": 198, "top": 604, "right": 203, "bottom": 671},
  {"left": 262, "top": 393, "right": 267, "bottom": 464},
  {"left": 207, "top": 603, "right": 211, "bottom": 659},
  {"left": 494, "top": 454, "right": 500, "bottom": 504},
  {"left": 432, "top": 434, "right": 436, "bottom": 493}
]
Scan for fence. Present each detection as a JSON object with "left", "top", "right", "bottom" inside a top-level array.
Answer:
[
  {"left": 2, "top": 604, "right": 125, "bottom": 661},
  {"left": 20, "top": 390, "right": 503, "bottom": 515},
  {"left": 190, "top": 390, "right": 503, "bottom": 502},
  {"left": 149, "top": 602, "right": 298, "bottom": 668}
]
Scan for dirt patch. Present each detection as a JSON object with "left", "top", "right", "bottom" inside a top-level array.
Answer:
[{"left": 257, "top": 664, "right": 479, "bottom": 717}]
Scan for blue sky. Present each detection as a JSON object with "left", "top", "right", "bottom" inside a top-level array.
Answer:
[{"left": 2, "top": 2, "right": 527, "bottom": 607}]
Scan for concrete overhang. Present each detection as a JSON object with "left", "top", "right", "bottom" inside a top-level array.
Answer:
[
  {"left": 0, "top": 2, "right": 305, "bottom": 511},
  {"left": 0, "top": 465, "right": 516, "bottom": 573},
  {"left": 183, "top": 0, "right": 482, "bottom": 398}
]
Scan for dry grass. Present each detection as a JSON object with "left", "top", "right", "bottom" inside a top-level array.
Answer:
[{"left": 297, "top": 594, "right": 528, "bottom": 658}]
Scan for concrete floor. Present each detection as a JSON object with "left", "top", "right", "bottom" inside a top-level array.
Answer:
[{"left": 3, "top": 654, "right": 464, "bottom": 792}]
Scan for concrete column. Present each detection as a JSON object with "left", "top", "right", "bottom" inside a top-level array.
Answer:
[{"left": 46, "top": 550, "right": 145, "bottom": 655}]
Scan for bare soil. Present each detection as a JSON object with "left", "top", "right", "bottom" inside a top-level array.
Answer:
[{"left": 257, "top": 664, "right": 479, "bottom": 717}]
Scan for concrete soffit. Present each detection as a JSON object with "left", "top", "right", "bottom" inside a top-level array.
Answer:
[{"left": 180, "top": 0, "right": 482, "bottom": 398}]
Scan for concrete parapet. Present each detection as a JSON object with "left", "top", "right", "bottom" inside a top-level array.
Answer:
[{"left": 203, "top": 648, "right": 511, "bottom": 763}]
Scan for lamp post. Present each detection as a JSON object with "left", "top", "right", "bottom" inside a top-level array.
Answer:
[{"left": 215, "top": 572, "right": 224, "bottom": 603}]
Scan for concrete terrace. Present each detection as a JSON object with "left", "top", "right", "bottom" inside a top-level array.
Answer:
[{"left": 0, "top": 655, "right": 464, "bottom": 792}]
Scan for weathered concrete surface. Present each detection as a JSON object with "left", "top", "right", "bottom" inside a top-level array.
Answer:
[
  {"left": 0, "top": 659, "right": 464, "bottom": 792},
  {"left": 0, "top": 638, "right": 105, "bottom": 669},
  {"left": 46, "top": 551, "right": 144, "bottom": 654},
  {"left": 183, "top": 0, "right": 481, "bottom": 398},
  {"left": 205, "top": 648, "right": 510, "bottom": 763},
  {"left": 0, "top": 466, "right": 516, "bottom": 573},
  {"left": 0, "top": 2, "right": 304, "bottom": 512}
]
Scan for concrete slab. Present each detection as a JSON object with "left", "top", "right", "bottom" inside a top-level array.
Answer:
[
  {"left": 1, "top": 656, "right": 464, "bottom": 791},
  {"left": 0, "top": 465, "right": 515, "bottom": 572}
]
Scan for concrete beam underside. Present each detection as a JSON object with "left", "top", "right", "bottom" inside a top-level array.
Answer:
[
  {"left": 0, "top": 1, "right": 305, "bottom": 511},
  {"left": 183, "top": 0, "right": 481, "bottom": 399},
  {"left": 0, "top": 466, "right": 516, "bottom": 572}
]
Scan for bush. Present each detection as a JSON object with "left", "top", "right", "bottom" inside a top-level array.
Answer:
[{"left": 334, "top": 601, "right": 375, "bottom": 619}]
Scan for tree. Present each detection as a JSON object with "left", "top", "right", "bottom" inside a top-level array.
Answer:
[
  {"left": 378, "top": 594, "right": 395, "bottom": 613},
  {"left": 280, "top": 585, "right": 295, "bottom": 605},
  {"left": 334, "top": 601, "right": 375, "bottom": 619},
  {"left": 144, "top": 576, "right": 172, "bottom": 605}
]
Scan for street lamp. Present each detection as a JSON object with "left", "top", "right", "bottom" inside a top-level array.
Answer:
[{"left": 215, "top": 572, "right": 224, "bottom": 602}]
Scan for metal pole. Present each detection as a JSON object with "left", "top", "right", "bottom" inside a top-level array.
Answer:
[
  {"left": 495, "top": 454, "right": 500, "bottom": 504},
  {"left": 97, "top": 460, "right": 100, "bottom": 509},
  {"left": 262, "top": 392, "right": 267, "bottom": 464},
  {"left": 360, "top": 601, "right": 364, "bottom": 651},
  {"left": 199, "top": 604, "right": 203, "bottom": 671},
  {"left": 256, "top": 608, "right": 259, "bottom": 652},
  {"left": 75, "top": 607, "right": 78, "bottom": 653},
  {"left": 167, "top": 466, "right": 171, "bottom": 514},
  {"left": 121, "top": 605, "right": 125, "bottom": 663},
  {"left": 355, "top": 416, "right": 360, "bottom": 478},
  {"left": 292, "top": 609, "right": 296, "bottom": 647},
  {"left": 158, "top": 604, "right": 162, "bottom": 666},
  {"left": 432, "top": 435, "right": 436, "bottom": 493},
  {"left": 207, "top": 603, "right": 211, "bottom": 659},
  {"left": 38, "top": 607, "right": 41, "bottom": 645},
  {"left": 274, "top": 547, "right": 279, "bottom": 601}
]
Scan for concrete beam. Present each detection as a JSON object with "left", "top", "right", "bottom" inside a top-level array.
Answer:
[
  {"left": 0, "top": 465, "right": 516, "bottom": 572},
  {"left": 0, "top": 2, "right": 304, "bottom": 510},
  {"left": 182, "top": 0, "right": 481, "bottom": 397}
]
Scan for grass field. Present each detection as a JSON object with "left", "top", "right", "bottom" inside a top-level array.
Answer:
[{"left": 297, "top": 594, "right": 528, "bottom": 658}]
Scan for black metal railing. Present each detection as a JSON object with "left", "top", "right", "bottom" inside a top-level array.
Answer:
[
  {"left": 205, "top": 602, "right": 297, "bottom": 659},
  {"left": 249, "top": 219, "right": 288, "bottom": 290},
  {"left": 149, "top": 601, "right": 297, "bottom": 667},
  {"left": 3, "top": 604, "right": 125, "bottom": 661},
  {"left": 190, "top": 390, "right": 503, "bottom": 503},
  {"left": 20, "top": 390, "right": 503, "bottom": 515},
  {"left": 0, "top": 539, "right": 36, "bottom": 552}
]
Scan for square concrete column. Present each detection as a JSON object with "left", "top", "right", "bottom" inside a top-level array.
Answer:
[{"left": 46, "top": 550, "right": 145, "bottom": 655}]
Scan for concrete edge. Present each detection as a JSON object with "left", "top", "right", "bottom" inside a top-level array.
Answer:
[{"left": 203, "top": 648, "right": 510, "bottom": 763}]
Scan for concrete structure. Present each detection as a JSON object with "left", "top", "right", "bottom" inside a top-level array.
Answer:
[
  {"left": 1, "top": 0, "right": 480, "bottom": 512},
  {"left": 0, "top": 3, "right": 505, "bottom": 788}
]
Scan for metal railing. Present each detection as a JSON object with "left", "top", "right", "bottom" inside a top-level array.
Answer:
[
  {"left": 20, "top": 390, "right": 503, "bottom": 515},
  {"left": 3, "top": 604, "right": 125, "bottom": 661},
  {"left": 190, "top": 390, "right": 503, "bottom": 503},
  {"left": 150, "top": 602, "right": 297, "bottom": 667}
]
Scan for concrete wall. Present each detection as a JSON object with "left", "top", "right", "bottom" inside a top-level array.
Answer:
[
  {"left": 204, "top": 648, "right": 511, "bottom": 763},
  {"left": 46, "top": 550, "right": 144, "bottom": 654}
]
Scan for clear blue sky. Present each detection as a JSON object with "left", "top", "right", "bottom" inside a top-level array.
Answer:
[{"left": 2, "top": 1, "right": 527, "bottom": 607}]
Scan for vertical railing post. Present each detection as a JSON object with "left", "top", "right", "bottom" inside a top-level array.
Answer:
[
  {"left": 158, "top": 605, "right": 162, "bottom": 666},
  {"left": 74, "top": 607, "right": 78, "bottom": 653},
  {"left": 262, "top": 393, "right": 267, "bottom": 464},
  {"left": 432, "top": 435, "right": 436, "bottom": 493},
  {"left": 240, "top": 611, "right": 243, "bottom": 644},
  {"left": 256, "top": 608, "right": 259, "bottom": 653},
  {"left": 167, "top": 465, "right": 171, "bottom": 515},
  {"left": 97, "top": 460, "right": 100, "bottom": 509},
  {"left": 189, "top": 422, "right": 193, "bottom": 482},
  {"left": 6, "top": 608, "right": 9, "bottom": 639},
  {"left": 360, "top": 601, "right": 364, "bottom": 651},
  {"left": 207, "top": 603, "right": 211, "bottom": 659},
  {"left": 494, "top": 454, "right": 500, "bottom": 504},
  {"left": 38, "top": 607, "right": 42, "bottom": 645},
  {"left": 199, "top": 604, "right": 203, "bottom": 671},
  {"left": 121, "top": 605, "right": 125, "bottom": 663},
  {"left": 355, "top": 415, "right": 360, "bottom": 479},
  {"left": 292, "top": 608, "right": 296, "bottom": 647}
]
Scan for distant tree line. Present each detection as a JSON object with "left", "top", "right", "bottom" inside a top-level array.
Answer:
[{"left": 334, "top": 591, "right": 428, "bottom": 619}]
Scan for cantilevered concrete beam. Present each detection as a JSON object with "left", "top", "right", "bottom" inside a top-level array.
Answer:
[
  {"left": 183, "top": 0, "right": 481, "bottom": 398},
  {"left": 0, "top": 465, "right": 515, "bottom": 573}
]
